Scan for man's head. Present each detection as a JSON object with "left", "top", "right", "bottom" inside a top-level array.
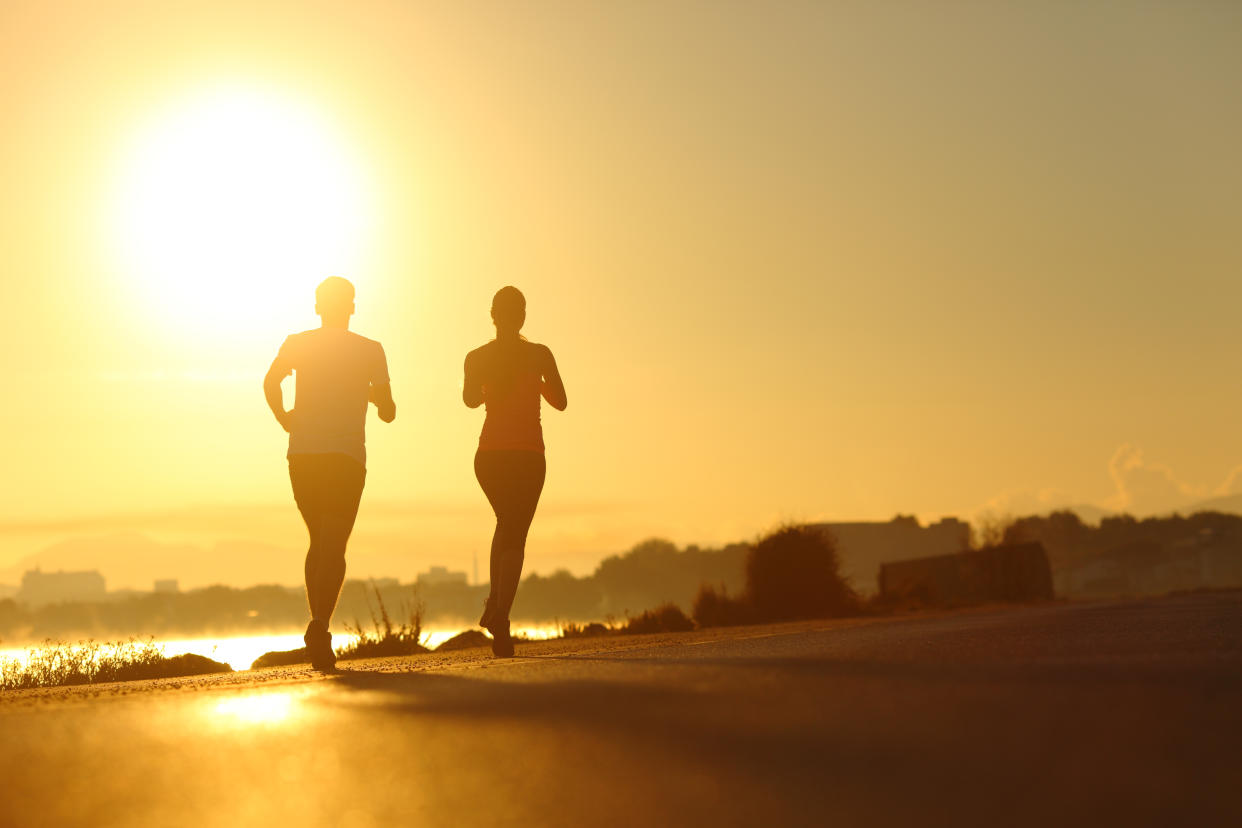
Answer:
[{"left": 315, "top": 276, "right": 355, "bottom": 327}]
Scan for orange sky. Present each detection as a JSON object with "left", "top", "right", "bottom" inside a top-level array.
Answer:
[{"left": 2, "top": 1, "right": 1241, "bottom": 589}]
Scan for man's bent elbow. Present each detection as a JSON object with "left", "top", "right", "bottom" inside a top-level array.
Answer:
[{"left": 263, "top": 369, "right": 284, "bottom": 393}]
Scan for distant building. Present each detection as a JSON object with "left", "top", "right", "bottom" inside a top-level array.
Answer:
[
  {"left": 808, "top": 516, "right": 971, "bottom": 594},
  {"left": 17, "top": 568, "right": 106, "bottom": 607},
  {"left": 879, "top": 542, "right": 1054, "bottom": 605},
  {"left": 154, "top": 579, "right": 179, "bottom": 594},
  {"left": 416, "top": 566, "right": 468, "bottom": 587},
  {"left": 1056, "top": 532, "right": 1242, "bottom": 597},
  {"left": 0, "top": 583, "right": 16, "bottom": 600}
]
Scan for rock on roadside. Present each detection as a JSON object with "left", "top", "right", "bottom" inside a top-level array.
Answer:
[
  {"left": 250, "top": 648, "right": 309, "bottom": 670},
  {"left": 435, "top": 630, "right": 491, "bottom": 652},
  {"left": 161, "top": 653, "right": 233, "bottom": 676}
]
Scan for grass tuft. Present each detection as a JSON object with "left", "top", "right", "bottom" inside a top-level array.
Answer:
[
  {"left": 336, "top": 584, "right": 430, "bottom": 661},
  {"left": 0, "top": 638, "right": 232, "bottom": 690}
]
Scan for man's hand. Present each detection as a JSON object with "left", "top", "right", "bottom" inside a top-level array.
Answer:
[
  {"left": 370, "top": 383, "right": 396, "bottom": 423},
  {"left": 264, "top": 362, "right": 295, "bottom": 433}
]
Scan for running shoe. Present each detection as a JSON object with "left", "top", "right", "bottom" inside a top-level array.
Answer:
[
  {"left": 304, "top": 621, "right": 337, "bottom": 672},
  {"left": 488, "top": 620, "right": 514, "bottom": 658}
]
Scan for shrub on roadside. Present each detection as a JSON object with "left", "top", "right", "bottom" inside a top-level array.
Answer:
[
  {"left": 621, "top": 603, "right": 695, "bottom": 635},
  {"left": 746, "top": 525, "right": 858, "bottom": 620},
  {"left": 692, "top": 584, "right": 754, "bottom": 628},
  {"left": 559, "top": 620, "right": 615, "bottom": 639},
  {"left": 695, "top": 524, "right": 859, "bottom": 627}
]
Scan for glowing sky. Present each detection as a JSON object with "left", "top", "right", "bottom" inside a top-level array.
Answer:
[{"left": 2, "top": 1, "right": 1240, "bottom": 588}]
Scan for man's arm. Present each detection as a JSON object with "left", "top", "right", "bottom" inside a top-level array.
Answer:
[
  {"left": 369, "top": 383, "right": 396, "bottom": 422},
  {"left": 369, "top": 343, "right": 396, "bottom": 423},
  {"left": 264, "top": 360, "right": 293, "bottom": 433}
]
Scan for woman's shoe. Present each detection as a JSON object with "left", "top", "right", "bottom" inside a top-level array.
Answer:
[
  {"left": 478, "top": 598, "right": 495, "bottom": 630},
  {"left": 487, "top": 620, "right": 514, "bottom": 658},
  {"left": 304, "top": 621, "right": 336, "bottom": 672}
]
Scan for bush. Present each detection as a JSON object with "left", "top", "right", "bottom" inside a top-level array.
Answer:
[
  {"left": 559, "top": 621, "right": 614, "bottom": 639},
  {"left": 621, "top": 603, "right": 694, "bottom": 635},
  {"left": 692, "top": 584, "right": 754, "bottom": 628},
  {"left": 745, "top": 525, "right": 857, "bottom": 621}
]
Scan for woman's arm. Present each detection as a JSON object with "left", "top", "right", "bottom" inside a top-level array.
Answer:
[
  {"left": 463, "top": 351, "right": 484, "bottom": 408},
  {"left": 540, "top": 345, "right": 567, "bottom": 411}
]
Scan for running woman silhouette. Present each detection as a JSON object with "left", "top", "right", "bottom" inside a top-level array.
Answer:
[
  {"left": 464, "top": 286, "right": 567, "bottom": 657},
  {"left": 264, "top": 277, "right": 396, "bottom": 670}
]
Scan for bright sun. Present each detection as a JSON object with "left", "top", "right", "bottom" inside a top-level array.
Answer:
[{"left": 111, "top": 84, "right": 372, "bottom": 336}]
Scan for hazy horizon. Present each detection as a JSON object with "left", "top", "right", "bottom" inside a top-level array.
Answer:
[
  {"left": 6, "top": 492, "right": 1242, "bottom": 593},
  {"left": 4, "top": 2, "right": 1240, "bottom": 590}
]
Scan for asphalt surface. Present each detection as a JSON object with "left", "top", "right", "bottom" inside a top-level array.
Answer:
[{"left": 1, "top": 591, "right": 1239, "bottom": 827}]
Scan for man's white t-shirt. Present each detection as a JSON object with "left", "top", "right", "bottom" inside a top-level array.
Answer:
[{"left": 270, "top": 328, "right": 389, "bottom": 467}]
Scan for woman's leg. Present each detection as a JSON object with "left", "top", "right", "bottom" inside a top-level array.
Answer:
[
  {"left": 492, "top": 453, "right": 544, "bottom": 620},
  {"left": 475, "top": 450, "right": 546, "bottom": 626}
]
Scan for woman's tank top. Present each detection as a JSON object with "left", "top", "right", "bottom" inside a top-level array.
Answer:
[{"left": 479, "top": 364, "right": 544, "bottom": 453}]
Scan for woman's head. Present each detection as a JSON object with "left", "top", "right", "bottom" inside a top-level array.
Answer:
[{"left": 491, "top": 286, "right": 526, "bottom": 336}]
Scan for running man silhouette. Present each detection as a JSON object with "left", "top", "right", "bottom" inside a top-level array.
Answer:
[
  {"left": 264, "top": 277, "right": 396, "bottom": 671},
  {"left": 464, "top": 286, "right": 567, "bottom": 657}
]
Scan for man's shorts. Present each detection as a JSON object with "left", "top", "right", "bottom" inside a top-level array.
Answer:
[{"left": 288, "top": 453, "right": 366, "bottom": 530}]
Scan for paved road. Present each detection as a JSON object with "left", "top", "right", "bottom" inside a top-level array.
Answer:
[{"left": 2, "top": 592, "right": 1240, "bottom": 827}]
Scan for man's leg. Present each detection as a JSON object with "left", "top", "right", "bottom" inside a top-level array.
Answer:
[
  {"left": 291, "top": 454, "right": 364, "bottom": 667},
  {"left": 305, "top": 512, "right": 355, "bottom": 625},
  {"left": 307, "top": 455, "right": 365, "bottom": 627}
]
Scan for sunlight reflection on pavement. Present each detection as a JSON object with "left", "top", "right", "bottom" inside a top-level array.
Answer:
[{"left": 210, "top": 688, "right": 304, "bottom": 726}]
